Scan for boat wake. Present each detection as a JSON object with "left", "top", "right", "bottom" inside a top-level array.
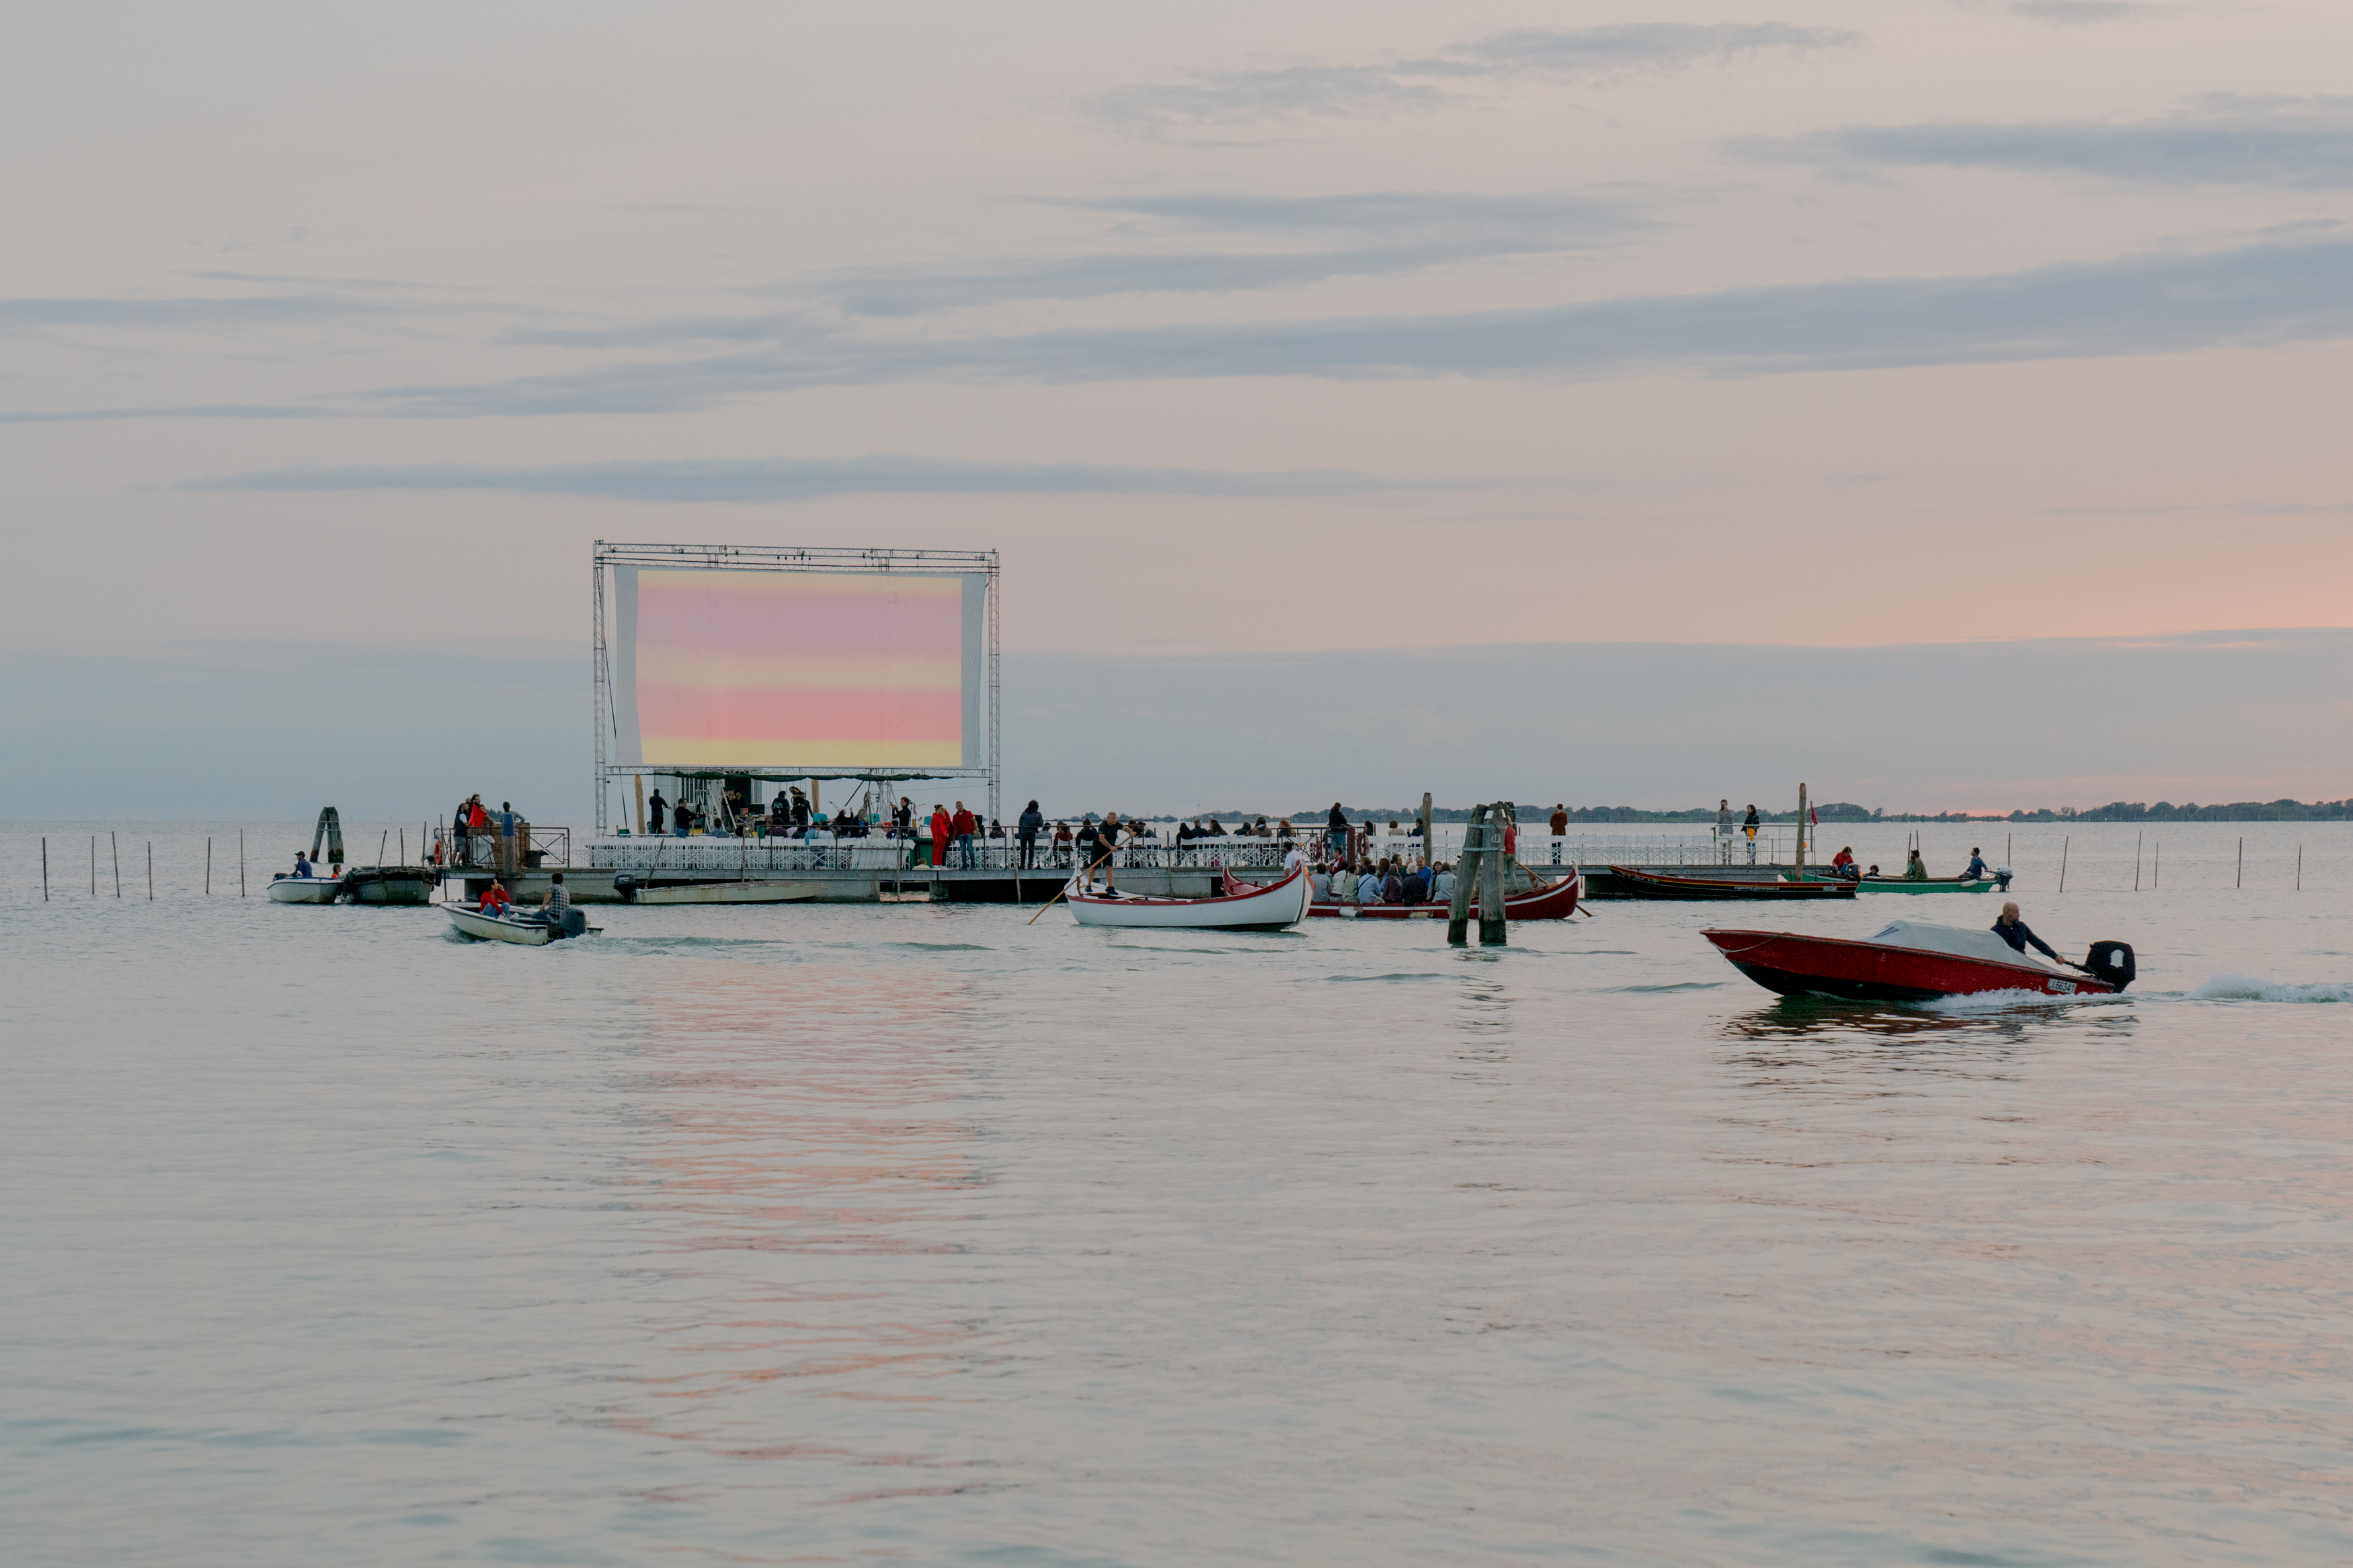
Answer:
[
  {"left": 2186, "top": 973, "right": 2353, "bottom": 1004},
  {"left": 1915, "top": 987, "right": 2104, "bottom": 1013}
]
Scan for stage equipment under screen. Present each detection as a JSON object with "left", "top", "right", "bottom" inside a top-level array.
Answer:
[{"left": 592, "top": 543, "right": 1000, "bottom": 833}]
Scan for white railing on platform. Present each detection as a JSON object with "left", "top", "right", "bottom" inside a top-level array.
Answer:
[{"left": 580, "top": 825, "right": 1800, "bottom": 874}]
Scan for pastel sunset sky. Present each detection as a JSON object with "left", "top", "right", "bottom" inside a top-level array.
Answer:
[{"left": 5, "top": 1, "right": 2349, "bottom": 814}]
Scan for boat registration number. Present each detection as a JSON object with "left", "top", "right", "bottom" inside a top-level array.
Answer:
[{"left": 2046, "top": 979, "right": 2076, "bottom": 994}]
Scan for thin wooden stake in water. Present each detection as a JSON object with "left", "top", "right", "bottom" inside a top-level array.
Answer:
[
  {"left": 112, "top": 832, "right": 121, "bottom": 897},
  {"left": 42, "top": 837, "right": 48, "bottom": 901},
  {"left": 148, "top": 841, "right": 153, "bottom": 899},
  {"left": 1796, "top": 782, "right": 1809, "bottom": 879},
  {"left": 91, "top": 835, "right": 95, "bottom": 895},
  {"left": 2237, "top": 836, "right": 2243, "bottom": 889},
  {"left": 206, "top": 836, "right": 214, "bottom": 894},
  {"left": 240, "top": 829, "right": 246, "bottom": 897},
  {"left": 2135, "top": 831, "right": 2142, "bottom": 892},
  {"left": 2153, "top": 841, "right": 2159, "bottom": 890},
  {"left": 2297, "top": 845, "right": 2302, "bottom": 891},
  {"left": 2059, "top": 835, "right": 2069, "bottom": 894}
]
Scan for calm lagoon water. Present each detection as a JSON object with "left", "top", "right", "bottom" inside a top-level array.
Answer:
[{"left": 4, "top": 821, "right": 2350, "bottom": 1566}]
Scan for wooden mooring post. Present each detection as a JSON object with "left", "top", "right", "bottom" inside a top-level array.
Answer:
[
  {"left": 1447, "top": 804, "right": 1488, "bottom": 946},
  {"left": 1479, "top": 802, "right": 1511, "bottom": 946}
]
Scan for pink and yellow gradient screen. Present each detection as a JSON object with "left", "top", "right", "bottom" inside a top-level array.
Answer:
[{"left": 633, "top": 570, "right": 964, "bottom": 768}]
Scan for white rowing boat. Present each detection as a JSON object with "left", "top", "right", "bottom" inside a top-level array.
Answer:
[
  {"left": 1066, "top": 863, "right": 1312, "bottom": 931},
  {"left": 267, "top": 875, "right": 344, "bottom": 904},
  {"left": 446, "top": 905, "right": 593, "bottom": 944}
]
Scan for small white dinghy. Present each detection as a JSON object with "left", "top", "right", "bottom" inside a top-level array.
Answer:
[
  {"left": 268, "top": 874, "right": 344, "bottom": 904},
  {"left": 446, "top": 905, "right": 593, "bottom": 945},
  {"left": 1066, "top": 863, "right": 1313, "bottom": 932}
]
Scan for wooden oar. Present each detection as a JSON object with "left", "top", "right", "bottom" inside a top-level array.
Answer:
[{"left": 1026, "top": 850, "right": 1118, "bottom": 925}]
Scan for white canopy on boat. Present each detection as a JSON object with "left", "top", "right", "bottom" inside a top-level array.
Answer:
[{"left": 1867, "top": 919, "right": 2055, "bottom": 970}]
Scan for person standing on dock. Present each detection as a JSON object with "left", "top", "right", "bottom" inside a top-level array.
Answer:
[
  {"left": 1742, "top": 804, "right": 1759, "bottom": 863},
  {"left": 951, "top": 802, "right": 978, "bottom": 868},
  {"left": 1716, "top": 800, "right": 1734, "bottom": 862},
  {"left": 647, "top": 789, "right": 666, "bottom": 835},
  {"left": 672, "top": 800, "right": 691, "bottom": 837},
  {"left": 1550, "top": 804, "right": 1568, "bottom": 836},
  {"left": 1326, "top": 802, "right": 1348, "bottom": 861},
  {"left": 929, "top": 804, "right": 951, "bottom": 866},
  {"left": 1018, "top": 800, "right": 1043, "bottom": 869}
]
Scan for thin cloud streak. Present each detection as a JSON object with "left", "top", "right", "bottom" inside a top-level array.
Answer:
[
  {"left": 796, "top": 191, "right": 1656, "bottom": 317},
  {"left": 182, "top": 455, "right": 1479, "bottom": 503},
  {"left": 1090, "top": 22, "right": 1853, "bottom": 137},
  {"left": 348, "top": 234, "right": 2353, "bottom": 416},
  {"left": 13, "top": 234, "right": 2350, "bottom": 423},
  {"left": 2011, "top": 0, "right": 2159, "bottom": 22},
  {"left": 1733, "top": 97, "right": 2353, "bottom": 189}
]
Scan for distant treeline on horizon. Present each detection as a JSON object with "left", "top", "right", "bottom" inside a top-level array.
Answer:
[{"left": 1268, "top": 799, "right": 2353, "bottom": 826}]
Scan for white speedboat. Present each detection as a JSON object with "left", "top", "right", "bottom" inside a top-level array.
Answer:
[
  {"left": 446, "top": 905, "right": 592, "bottom": 945},
  {"left": 1066, "top": 864, "right": 1312, "bottom": 931},
  {"left": 267, "top": 874, "right": 344, "bottom": 904}
]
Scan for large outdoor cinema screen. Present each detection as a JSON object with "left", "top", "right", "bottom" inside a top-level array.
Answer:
[{"left": 611, "top": 567, "right": 986, "bottom": 772}]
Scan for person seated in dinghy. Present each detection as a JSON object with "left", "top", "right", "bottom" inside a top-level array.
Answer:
[
  {"left": 478, "top": 878, "right": 514, "bottom": 917},
  {"left": 1993, "top": 901, "right": 2068, "bottom": 966},
  {"left": 1903, "top": 850, "right": 1929, "bottom": 882},
  {"left": 293, "top": 849, "right": 316, "bottom": 879},
  {"left": 1960, "top": 848, "right": 1991, "bottom": 881},
  {"left": 1829, "top": 846, "right": 1859, "bottom": 880},
  {"left": 538, "top": 873, "right": 570, "bottom": 936}
]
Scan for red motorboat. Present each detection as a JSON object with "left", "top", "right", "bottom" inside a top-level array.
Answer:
[
  {"left": 1704, "top": 919, "right": 2137, "bottom": 1002},
  {"left": 1307, "top": 870, "right": 1583, "bottom": 920}
]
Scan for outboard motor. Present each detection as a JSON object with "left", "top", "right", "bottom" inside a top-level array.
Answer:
[
  {"left": 1993, "top": 866, "right": 2014, "bottom": 892},
  {"left": 611, "top": 874, "right": 639, "bottom": 903},
  {"left": 560, "top": 908, "right": 589, "bottom": 940},
  {"left": 2083, "top": 941, "right": 2135, "bottom": 992}
]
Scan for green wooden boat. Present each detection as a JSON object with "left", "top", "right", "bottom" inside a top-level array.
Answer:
[{"left": 1797, "top": 873, "right": 1997, "bottom": 894}]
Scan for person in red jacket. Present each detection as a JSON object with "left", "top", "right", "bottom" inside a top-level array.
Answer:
[
  {"left": 478, "top": 878, "right": 513, "bottom": 915},
  {"left": 929, "top": 804, "right": 951, "bottom": 866},
  {"left": 949, "top": 801, "right": 978, "bottom": 868}
]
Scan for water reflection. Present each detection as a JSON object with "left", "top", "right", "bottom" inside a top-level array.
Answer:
[
  {"left": 1453, "top": 970, "right": 1513, "bottom": 1037},
  {"left": 605, "top": 955, "right": 994, "bottom": 1493}
]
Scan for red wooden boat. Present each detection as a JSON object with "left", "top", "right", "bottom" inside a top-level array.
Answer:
[
  {"left": 1307, "top": 870, "right": 1582, "bottom": 920},
  {"left": 1704, "top": 920, "right": 2137, "bottom": 1002}
]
